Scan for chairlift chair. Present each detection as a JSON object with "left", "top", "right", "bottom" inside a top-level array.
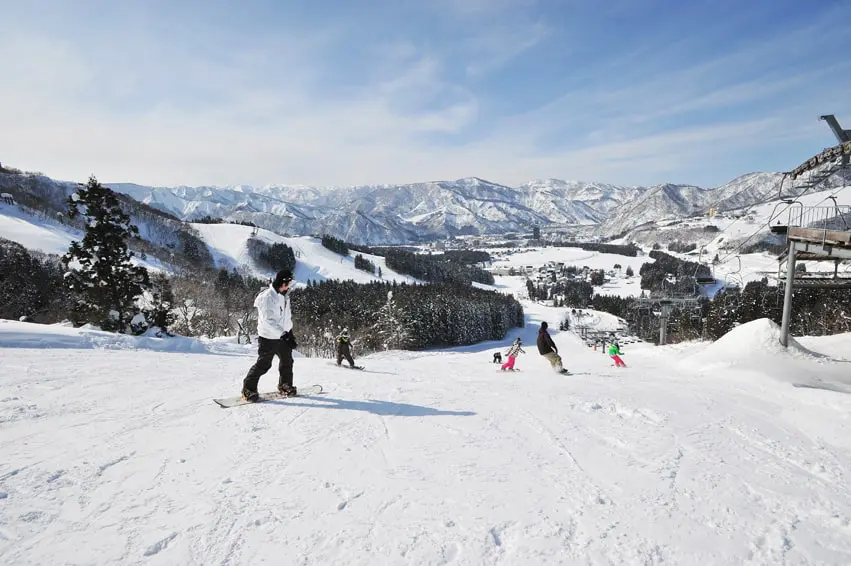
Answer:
[
  {"left": 768, "top": 196, "right": 804, "bottom": 236},
  {"left": 694, "top": 248, "right": 715, "bottom": 285},
  {"left": 724, "top": 256, "right": 744, "bottom": 289}
]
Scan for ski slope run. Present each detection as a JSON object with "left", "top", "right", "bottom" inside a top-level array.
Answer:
[
  {"left": 190, "top": 222, "right": 423, "bottom": 285},
  {"left": 1, "top": 314, "right": 850, "bottom": 565}
]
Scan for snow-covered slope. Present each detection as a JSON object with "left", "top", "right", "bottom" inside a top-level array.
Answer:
[
  {"left": 0, "top": 200, "right": 82, "bottom": 256},
  {"left": 190, "top": 222, "right": 423, "bottom": 285},
  {"left": 0, "top": 201, "right": 167, "bottom": 272},
  {"left": 2, "top": 296, "right": 850, "bottom": 564}
]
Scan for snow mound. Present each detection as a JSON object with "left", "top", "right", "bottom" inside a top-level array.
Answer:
[
  {"left": 681, "top": 318, "right": 851, "bottom": 392},
  {"left": 687, "top": 318, "right": 824, "bottom": 367},
  {"left": 0, "top": 319, "right": 254, "bottom": 356}
]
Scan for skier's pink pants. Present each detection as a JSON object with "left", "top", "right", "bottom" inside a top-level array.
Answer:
[
  {"left": 611, "top": 355, "right": 626, "bottom": 367},
  {"left": 501, "top": 356, "right": 516, "bottom": 370}
]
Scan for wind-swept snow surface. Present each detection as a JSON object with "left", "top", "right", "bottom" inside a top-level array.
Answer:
[{"left": 1, "top": 314, "right": 850, "bottom": 565}]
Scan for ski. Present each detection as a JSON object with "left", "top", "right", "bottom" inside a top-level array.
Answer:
[{"left": 214, "top": 384, "right": 324, "bottom": 408}]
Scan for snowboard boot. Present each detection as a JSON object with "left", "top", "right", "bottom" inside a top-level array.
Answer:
[
  {"left": 242, "top": 388, "right": 260, "bottom": 402},
  {"left": 277, "top": 384, "right": 297, "bottom": 397}
]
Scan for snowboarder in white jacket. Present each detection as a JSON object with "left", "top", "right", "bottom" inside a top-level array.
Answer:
[{"left": 242, "top": 269, "right": 298, "bottom": 401}]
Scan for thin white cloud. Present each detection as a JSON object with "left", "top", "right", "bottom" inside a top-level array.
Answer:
[
  {"left": 464, "top": 20, "right": 550, "bottom": 77},
  {"left": 0, "top": 1, "right": 849, "bottom": 190}
]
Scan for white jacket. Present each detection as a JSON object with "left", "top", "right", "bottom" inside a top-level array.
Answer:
[{"left": 254, "top": 285, "right": 293, "bottom": 339}]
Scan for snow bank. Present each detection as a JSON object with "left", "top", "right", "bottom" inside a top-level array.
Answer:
[
  {"left": 0, "top": 319, "right": 253, "bottom": 356},
  {"left": 682, "top": 318, "right": 851, "bottom": 392},
  {"left": 690, "top": 318, "right": 822, "bottom": 364},
  {"left": 686, "top": 318, "right": 822, "bottom": 370}
]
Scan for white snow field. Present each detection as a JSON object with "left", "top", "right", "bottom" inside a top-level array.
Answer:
[
  {"left": 0, "top": 203, "right": 168, "bottom": 273},
  {"left": 2, "top": 290, "right": 851, "bottom": 565},
  {"left": 189, "top": 222, "right": 422, "bottom": 285}
]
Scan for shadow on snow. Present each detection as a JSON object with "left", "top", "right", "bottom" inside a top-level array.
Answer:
[{"left": 267, "top": 396, "right": 476, "bottom": 417}]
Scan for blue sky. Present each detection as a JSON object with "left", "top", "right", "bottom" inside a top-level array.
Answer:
[{"left": 1, "top": 0, "right": 850, "bottom": 189}]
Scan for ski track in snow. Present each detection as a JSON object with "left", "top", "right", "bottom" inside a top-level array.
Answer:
[{"left": 2, "top": 302, "right": 851, "bottom": 563}]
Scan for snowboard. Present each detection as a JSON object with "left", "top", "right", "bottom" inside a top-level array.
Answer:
[
  {"left": 214, "top": 384, "right": 324, "bottom": 408},
  {"left": 329, "top": 362, "right": 365, "bottom": 370}
]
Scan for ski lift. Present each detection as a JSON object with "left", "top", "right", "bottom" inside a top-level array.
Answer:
[
  {"left": 694, "top": 248, "right": 715, "bottom": 285},
  {"left": 828, "top": 195, "right": 849, "bottom": 230},
  {"left": 768, "top": 197, "right": 804, "bottom": 235},
  {"left": 774, "top": 171, "right": 788, "bottom": 201},
  {"left": 724, "top": 255, "right": 744, "bottom": 289}
]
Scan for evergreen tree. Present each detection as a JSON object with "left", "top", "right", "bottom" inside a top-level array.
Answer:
[
  {"left": 354, "top": 253, "right": 376, "bottom": 274},
  {"left": 146, "top": 272, "right": 175, "bottom": 334},
  {"left": 625, "top": 265, "right": 634, "bottom": 277},
  {"left": 371, "top": 290, "right": 413, "bottom": 350},
  {"left": 62, "top": 176, "right": 151, "bottom": 332}
]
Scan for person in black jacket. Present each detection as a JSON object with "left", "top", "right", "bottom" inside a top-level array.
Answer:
[
  {"left": 336, "top": 329, "right": 356, "bottom": 368},
  {"left": 537, "top": 321, "right": 568, "bottom": 374}
]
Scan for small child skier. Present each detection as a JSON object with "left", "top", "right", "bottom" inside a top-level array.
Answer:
[
  {"left": 501, "top": 338, "right": 525, "bottom": 371},
  {"left": 608, "top": 340, "right": 626, "bottom": 367}
]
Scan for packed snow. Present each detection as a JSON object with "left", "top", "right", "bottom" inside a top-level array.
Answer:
[
  {"left": 2, "top": 272, "right": 851, "bottom": 564},
  {"left": 3, "top": 201, "right": 851, "bottom": 564}
]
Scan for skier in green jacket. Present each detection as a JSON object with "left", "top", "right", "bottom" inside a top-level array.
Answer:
[{"left": 608, "top": 339, "right": 626, "bottom": 367}]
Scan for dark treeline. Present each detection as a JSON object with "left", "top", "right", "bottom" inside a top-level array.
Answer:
[
  {"left": 321, "top": 234, "right": 349, "bottom": 255},
  {"left": 545, "top": 240, "right": 640, "bottom": 257},
  {"left": 246, "top": 238, "right": 296, "bottom": 274},
  {"left": 581, "top": 279, "right": 851, "bottom": 344},
  {"left": 527, "top": 278, "right": 594, "bottom": 308},
  {"left": 384, "top": 249, "right": 495, "bottom": 285},
  {"left": 325, "top": 240, "right": 494, "bottom": 284},
  {"left": 291, "top": 279, "right": 524, "bottom": 358},
  {"left": 354, "top": 253, "right": 377, "bottom": 275},
  {"left": 194, "top": 216, "right": 256, "bottom": 227},
  {"left": 639, "top": 250, "right": 711, "bottom": 295},
  {"left": 440, "top": 250, "right": 492, "bottom": 265}
]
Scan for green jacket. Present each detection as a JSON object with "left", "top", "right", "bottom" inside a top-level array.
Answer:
[{"left": 607, "top": 343, "right": 621, "bottom": 355}]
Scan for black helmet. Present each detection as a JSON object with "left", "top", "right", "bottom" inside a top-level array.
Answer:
[{"left": 273, "top": 269, "right": 294, "bottom": 288}]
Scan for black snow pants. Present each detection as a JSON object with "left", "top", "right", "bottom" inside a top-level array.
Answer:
[{"left": 243, "top": 336, "right": 293, "bottom": 393}]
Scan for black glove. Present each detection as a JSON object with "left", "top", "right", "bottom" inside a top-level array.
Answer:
[{"left": 281, "top": 331, "right": 298, "bottom": 349}]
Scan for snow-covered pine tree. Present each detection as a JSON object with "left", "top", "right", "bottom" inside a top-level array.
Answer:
[
  {"left": 62, "top": 176, "right": 151, "bottom": 332},
  {"left": 372, "top": 290, "right": 412, "bottom": 350},
  {"left": 145, "top": 271, "right": 175, "bottom": 335}
]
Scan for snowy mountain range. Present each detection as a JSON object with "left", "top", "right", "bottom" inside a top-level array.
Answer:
[
  {"left": 107, "top": 171, "right": 827, "bottom": 245},
  {"left": 3, "top": 161, "right": 848, "bottom": 246}
]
